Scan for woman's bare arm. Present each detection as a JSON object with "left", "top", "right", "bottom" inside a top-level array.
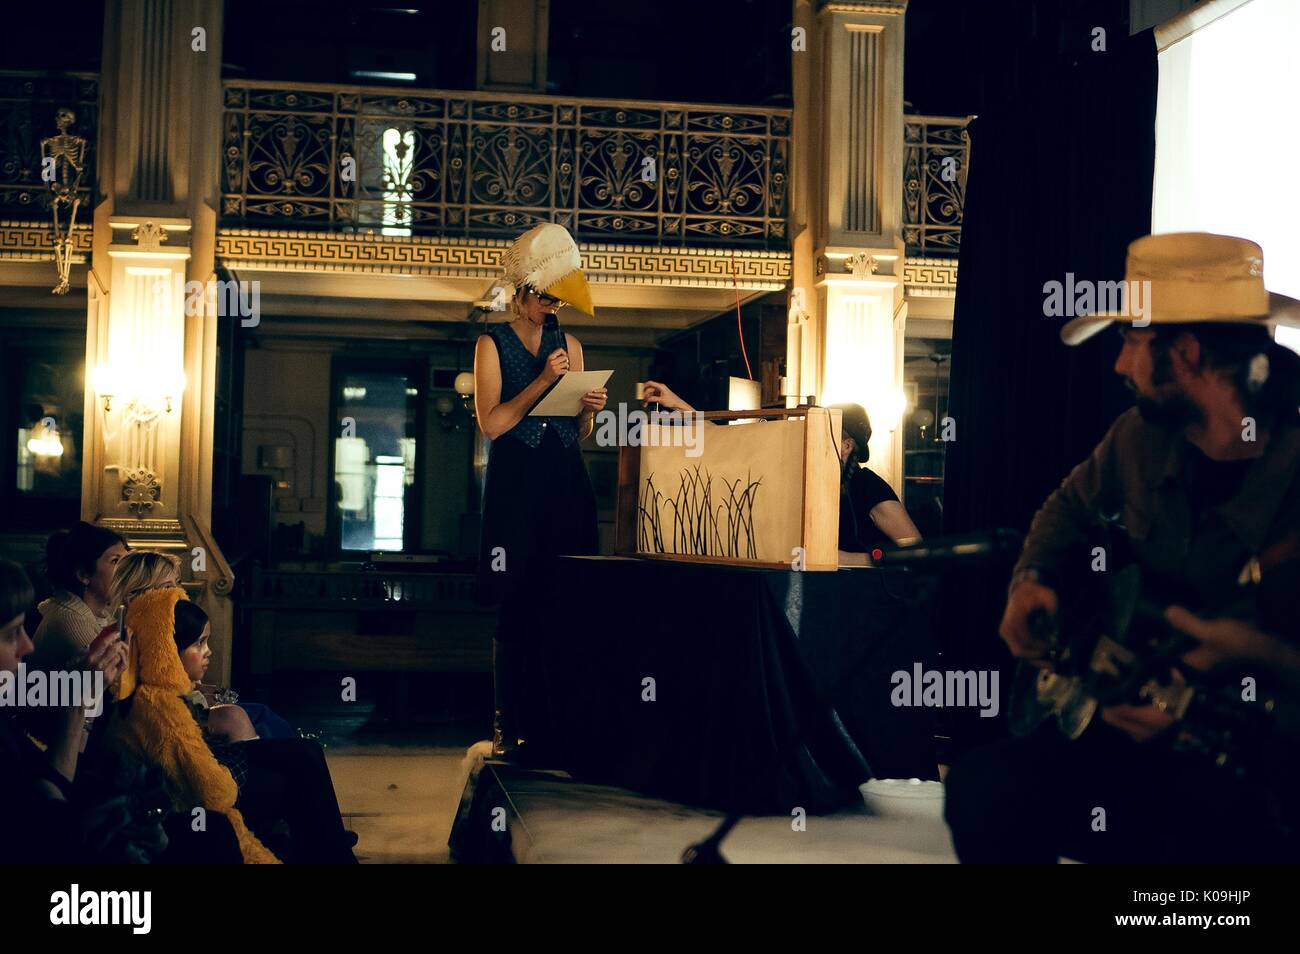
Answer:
[{"left": 474, "top": 334, "right": 564, "bottom": 439}]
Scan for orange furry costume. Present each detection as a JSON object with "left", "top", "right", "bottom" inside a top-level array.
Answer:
[{"left": 109, "top": 587, "right": 279, "bottom": 864}]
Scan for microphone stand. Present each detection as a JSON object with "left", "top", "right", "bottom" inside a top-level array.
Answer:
[{"left": 681, "top": 814, "right": 741, "bottom": 864}]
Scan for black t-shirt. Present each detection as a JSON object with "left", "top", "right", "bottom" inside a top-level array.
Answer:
[{"left": 838, "top": 464, "right": 900, "bottom": 553}]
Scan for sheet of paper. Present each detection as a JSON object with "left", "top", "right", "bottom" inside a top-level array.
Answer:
[{"left": 528, "top": 369, "right": 614, "bottom": 416}]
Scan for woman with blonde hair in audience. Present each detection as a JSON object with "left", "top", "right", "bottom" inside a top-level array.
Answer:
[
  {"left": 105, "top": 550, "right": 260, "bottom": 744},
  {"left": 107, "top": 550, "right": 182, "bottom": 616},
  {"left": 107, "top": 551, "right": 296, "bottom": 743}
]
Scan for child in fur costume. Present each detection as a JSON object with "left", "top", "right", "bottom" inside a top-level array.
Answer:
[{"left": 109, "top": 586, "right": 280, "bottom": 864}]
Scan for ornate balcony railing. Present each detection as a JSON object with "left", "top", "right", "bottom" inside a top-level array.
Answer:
[
  {"left": 222, "top": 80, "right": 791, "bottom": 250},
  {"left": 903, "top": 114, "right": 972, "bottom": 258},
  {"left": 242, "top": 566, "right": 481, "bottom": 609},
  {"left": 0, "top": 72, "right": 98, "bottom": 221}
]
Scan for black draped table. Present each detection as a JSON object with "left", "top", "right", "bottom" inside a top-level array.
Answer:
[{"left": 532, "top": 555, "right": 941, "bottom": 814}]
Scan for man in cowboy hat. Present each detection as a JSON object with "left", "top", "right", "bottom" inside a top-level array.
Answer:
[{"left": 944, "top": 232, "right": 1300, "bottom": 863}]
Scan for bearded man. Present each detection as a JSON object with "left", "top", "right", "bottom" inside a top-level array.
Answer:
[{"left": 944, "top": 233, "right": 1300, "bottom": 863}]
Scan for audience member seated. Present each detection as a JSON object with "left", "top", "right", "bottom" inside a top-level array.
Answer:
[
  {"left": 28, "top": 522, "right": 127, "bottom": 672},
  {"left": 1, "top": 560, "right": 110, "bottom": 862},
  {"left": 111, "top": 586, "right": 358, "bottom": 863},
  {"left": 175, "top": 601, "right": 259, "bottom": 744},
  {"left": 109, "top": 549, "right": 295, "bottom": 739},
  {"left": 0, "top": 559, "right": 241, "bottom": 864},
  {"left": 169, "top": 598, "right": 358, "bottom": 862},
  {"left": 107, "top": 585, "right": 280, "bottom": 863}
]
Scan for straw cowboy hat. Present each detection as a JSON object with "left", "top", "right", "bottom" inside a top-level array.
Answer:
[
  {"left": 1060, "top": 232, "right": 1300, "bottom": 346},
  {"left": 501, "top": 222, "right": 595, "bottom": 316}
]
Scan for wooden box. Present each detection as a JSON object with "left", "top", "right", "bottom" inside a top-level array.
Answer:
[{"left": 615, "top": 407, "right": 842, "bottom": 571}]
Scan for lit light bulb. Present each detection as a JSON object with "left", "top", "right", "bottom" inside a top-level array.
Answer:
[
  {"left": 91, "top": 364, "right": 121, "bottom": 398},
  {"left": 26, "top": 420, "right": 64, "bottom": 457},
  {"left": 869, "top": 386, "right": 908, "bottom": 432}
]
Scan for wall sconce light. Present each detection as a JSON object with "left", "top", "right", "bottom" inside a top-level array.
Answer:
[
  {"left": 913, "top": 407, "right": 936, "bottom": 442},
  {"left": 435, "top": 394, "right": 458, "bottom": 431},
  {"left": 454, "top": 371, "right": 475, "bottom": 415},
  {"left": 874, "top": 385, "right": 909, "bottom": 432},
  {"left": 26, "top": 417, "right": 64, "bottom": 458},
  {"left": 91, "top": 363, "right": 186, "bottom": 414},
  {"left": 90, "top": 364, "right": 120, "bottom": 412}
]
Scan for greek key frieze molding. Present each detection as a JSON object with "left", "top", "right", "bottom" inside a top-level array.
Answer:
[
  {"left": 0, "top": 220, "right": 92, "bottom": 261},
  {"left": 216, "top": 229, "right": 791, "bottom": 290},
  {"left": 903, "top": 256, "right": 959, "bottom": 298}
]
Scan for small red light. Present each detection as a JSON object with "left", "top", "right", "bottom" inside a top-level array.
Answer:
[{"left": 871, "top": 548, "right": 883, "bottom": 561}]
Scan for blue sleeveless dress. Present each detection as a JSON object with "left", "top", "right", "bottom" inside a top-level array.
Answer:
[{"left": 476, "top": 319, "right": 598, "bottom": 618}]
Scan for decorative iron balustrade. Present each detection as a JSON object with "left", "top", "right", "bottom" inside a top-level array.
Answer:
[
  {"left": 0, "top": 72, "right": 98, "bottom": 221},
  {"left": 244, "top": 567, "right": 480, "bottom": 608},
  {"left": 903, "top": 115, "right": 972, "bottom": 258},
  {"left": 222, "top": 81, "right": 790, "bottom": 250}
]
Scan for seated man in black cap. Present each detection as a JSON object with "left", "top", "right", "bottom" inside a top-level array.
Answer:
[
  {"left": 944, "top": 232, "right": 1300, "bottom": 863},
  {"left": 828, "top": 403, "right": 922, "bottom": 564}
]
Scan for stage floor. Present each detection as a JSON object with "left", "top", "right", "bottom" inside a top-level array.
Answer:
[{"left": 452, "top": 754, "right": 958, "bottom": 864}]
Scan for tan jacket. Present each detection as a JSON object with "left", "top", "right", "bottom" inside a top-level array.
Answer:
[{"left": 29, "top": 591, "right": 114, "bottom": 672}]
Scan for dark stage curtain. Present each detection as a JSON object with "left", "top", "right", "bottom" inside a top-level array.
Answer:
[{"left": 938, "top": 10, "right": 1158, "bottom": 753}]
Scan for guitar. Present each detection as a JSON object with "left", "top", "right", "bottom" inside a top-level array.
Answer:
[{"left": 1008, "top": 561, "right": 1279, "bottom": 777}]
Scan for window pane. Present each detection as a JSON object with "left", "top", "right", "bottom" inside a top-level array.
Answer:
[
  {"left": 13, "top": 354, "right": 83, "bottom": 502},
  {"left": 334, "top": 369, "right": 417, "bottom": 552}
]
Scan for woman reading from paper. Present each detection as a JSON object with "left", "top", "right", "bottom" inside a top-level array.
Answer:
[
  {"left": 640, "top": 385, "right": 920, "bottom": 564},
  {"left": 475, "top": 223, "right": 607, "bottom": 758}
]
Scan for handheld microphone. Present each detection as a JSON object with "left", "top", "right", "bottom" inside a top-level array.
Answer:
[
  {"left": 539, "top": 314, "right": 566, "bottom": 429},
  {"left": 543, "top": 313, "right": 564, "bottom": 365}
]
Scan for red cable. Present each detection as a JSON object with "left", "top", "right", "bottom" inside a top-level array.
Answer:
[{"left": 729, "top": 248, "right": 754, "bottom": 380}]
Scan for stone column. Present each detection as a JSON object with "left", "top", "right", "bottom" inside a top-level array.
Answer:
[
  {"left": 789, "top": 0, "right": 908, "bottom": 493},
  {"left": 84, "top": 0, "right": 234, "bottom": 680}
]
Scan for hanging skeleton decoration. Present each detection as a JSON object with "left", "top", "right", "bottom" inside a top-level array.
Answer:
[{"left": 40, "top": 108, "right": 86, "bottom": 295}]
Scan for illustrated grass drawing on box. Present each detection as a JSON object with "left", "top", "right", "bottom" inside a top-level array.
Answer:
[{"left": 638, "top": 464, "right": 760, "bottom": 558}]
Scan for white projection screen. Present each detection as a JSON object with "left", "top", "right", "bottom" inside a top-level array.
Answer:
[{"left": 1153, "top": 0, "right": 1300, "bottom": 352}]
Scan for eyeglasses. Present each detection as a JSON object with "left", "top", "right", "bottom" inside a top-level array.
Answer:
[{"left": 529, "top": 288, "right": 564, "bottom": 308}]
